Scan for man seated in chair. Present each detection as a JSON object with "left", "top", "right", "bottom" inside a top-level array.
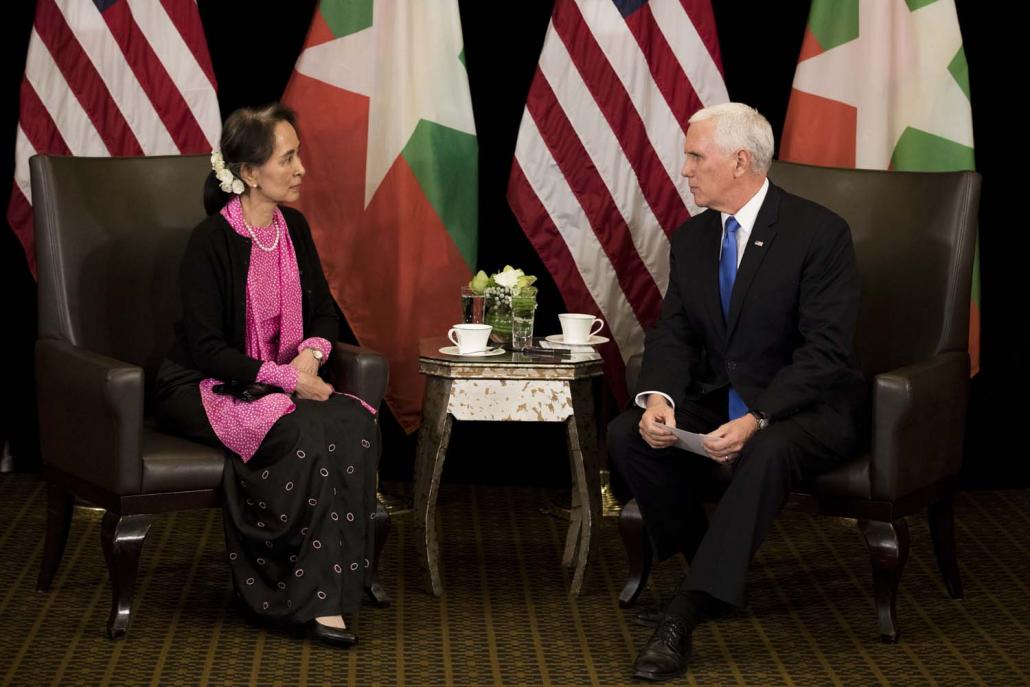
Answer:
[{"left": 608, "top": 102, "right": 867, "bottom": 681}]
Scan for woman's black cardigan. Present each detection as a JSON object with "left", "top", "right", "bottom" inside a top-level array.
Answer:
[{"left": 160, "top": 206, "right": 338, "bottom": 389}]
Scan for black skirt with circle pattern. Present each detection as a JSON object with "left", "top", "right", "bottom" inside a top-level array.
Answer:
[{"left": 221, "top": 394, "right": 377, "bottom": 623}]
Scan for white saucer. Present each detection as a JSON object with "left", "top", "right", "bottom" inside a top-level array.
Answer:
[
  {"left": 439, "top": 346, "right": 506, "bottom": 357},
  {"left": 544, "top": 334, "right": 610, "bottom": 346}
]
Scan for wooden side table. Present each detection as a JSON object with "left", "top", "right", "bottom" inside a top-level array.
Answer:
[{"left": 414, "top": 338, "right": 605, "bottom": 597}]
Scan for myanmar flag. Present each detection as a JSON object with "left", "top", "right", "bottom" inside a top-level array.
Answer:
[
  {"left": 283, "top": 0, "right": 478, "bottom": 431},
  {"left": 781, "top": 0, "right": 979, "bottom": 373}
]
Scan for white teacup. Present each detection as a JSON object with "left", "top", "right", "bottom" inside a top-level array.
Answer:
[
  {"left": 558, "top": 313, "right": 604, "bottom": 344},
  {"left": 447, "top": 323, "right": 492, "bottom": 354}
]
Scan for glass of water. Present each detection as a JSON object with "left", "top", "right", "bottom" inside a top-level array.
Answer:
[
  {"left": 461, "top": 286, "right": 485, "bottom": 324},
  {"left": 510, "top": 287, "right": 537, "bottom": 351}
]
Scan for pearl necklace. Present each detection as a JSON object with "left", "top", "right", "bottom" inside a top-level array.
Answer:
[{"left": 241, "top": 212, "right": 280, "bottom": 252}]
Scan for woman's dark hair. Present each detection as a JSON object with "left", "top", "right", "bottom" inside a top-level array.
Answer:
[{"left": 203, "top": 102, "right": 300, "bottom": 215}]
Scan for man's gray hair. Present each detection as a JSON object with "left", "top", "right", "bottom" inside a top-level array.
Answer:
[{"left": 688, "top": 102, "right": 774, "bottom": 173}]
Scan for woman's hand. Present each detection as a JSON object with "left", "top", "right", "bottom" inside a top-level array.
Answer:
[
  {"left": 294, "top": 370, "right": 332, "bottom": 401},
  {"left": 289, "top": 350, "right": 320, "bottom": 376}
]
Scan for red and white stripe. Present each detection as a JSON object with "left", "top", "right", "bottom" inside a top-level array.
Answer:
[
  {"left": 7, "top": 0, "right": 219, "bottom": 275},
  {"left": 508, "top": 0, "right": 727, "bottom": 402}
]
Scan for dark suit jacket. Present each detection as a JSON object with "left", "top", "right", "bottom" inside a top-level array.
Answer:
[{"left": 636, "top": 182, "right": 866, "bottom": 458}]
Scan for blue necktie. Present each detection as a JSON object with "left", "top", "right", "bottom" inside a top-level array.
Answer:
[
  {"left": 719, "top": 216, "right": 749, "bottom": 420},
  {"left": 719, "top": 216, "right": 740, "bottom": 318}
]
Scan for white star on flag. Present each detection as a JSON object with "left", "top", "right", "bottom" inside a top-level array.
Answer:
[
  {"left": 295, "top": 0, "right": 476, "bottom": 208},
  {"left": 791, "top": 0, "right": 973, "bottom": 169}
]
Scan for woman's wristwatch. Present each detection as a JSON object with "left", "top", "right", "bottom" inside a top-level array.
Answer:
[
  {"left": 749, "top": 410, "right": 769, "bottom": 431},
  {"left": 307, "top": 348, "right": 324, "bottom": 363}
]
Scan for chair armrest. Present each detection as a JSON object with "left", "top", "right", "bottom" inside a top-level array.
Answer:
[
  {"left": 36, "top": 339, "right": 144, "bottom": 495},
  {"left": 329, "top": 342, "right": 388, "bottom": 410},
  {"left": 870, "top": 351, "right": 968, "bottom": 501}
]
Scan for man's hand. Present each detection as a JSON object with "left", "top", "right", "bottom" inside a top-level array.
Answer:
[
  {"left": 638, "top": 395, "right": 677, "bottom": 449},
  {"left": 702, "top": 415, "right": 760, "bottom": 463},
  {"left": 295, "top": 370, "right": 332, "bottom": 401},
  {"left": 289, "top": 350, "right": 320, "bottom": 377}
]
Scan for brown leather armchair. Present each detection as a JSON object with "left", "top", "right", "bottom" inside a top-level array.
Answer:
[
  {"left": 31, "top": 153, "right": 391, "bottom": 639},
  {"left": 617, "top": 161, "right": 981, "bottom": 642}
]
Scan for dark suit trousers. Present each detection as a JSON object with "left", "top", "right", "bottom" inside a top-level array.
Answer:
[{"left": 608, "top": 401, "right": 842, "bottom": 607}]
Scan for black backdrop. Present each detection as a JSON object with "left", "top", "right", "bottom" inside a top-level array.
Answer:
[{"left": 2, "top": 1, "right": 1024, "bottom": 489}]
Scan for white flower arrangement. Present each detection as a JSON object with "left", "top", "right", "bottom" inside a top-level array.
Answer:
[
  {"left": 211, "top": 150, "right": 244, "bottom": 195},
  {"left": 469, "top": 265, "right": 537, "bottom": 310}
]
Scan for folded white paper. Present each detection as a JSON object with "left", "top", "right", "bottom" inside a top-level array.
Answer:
[{"left": 669, "top": 426, "right": 708, "bottom": 457}]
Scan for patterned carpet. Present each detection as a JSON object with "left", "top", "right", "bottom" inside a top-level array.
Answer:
[{"left": 0, "top": 472, "right": 1028, "bottom": 686}]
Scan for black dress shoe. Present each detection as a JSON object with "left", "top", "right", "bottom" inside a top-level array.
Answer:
[
  {"left": 307, "top": 620, "right": 358, "bottom": 647},
  {"left": 632, "top": 616, "right": 692, "bottom": 682}
]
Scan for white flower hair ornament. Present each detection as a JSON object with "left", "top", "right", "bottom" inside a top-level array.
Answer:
[{"left": 210, "top": 150, "right": 244, "bottom": 195}]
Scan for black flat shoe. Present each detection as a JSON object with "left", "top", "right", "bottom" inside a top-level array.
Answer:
[
  {"left": 307, "top": 620, "right": 358, "bottom": 647},
  {"left": 632, "top": 616, "right": 692, "bottom": 682}
]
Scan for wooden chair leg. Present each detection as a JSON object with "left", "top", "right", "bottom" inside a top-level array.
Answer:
[
  {"left": 36, "top": 482, "right": 75, "bottom": 592},
  {"left": 100, "top": 512, "right": 153, "bottom": 640},
  {"left": 858, "top": 518, "right": 909, "bottom": 643},
  {"left": 928, "top": 495, "right": 963, "bottom": 599},
  {"left": 618, "top": 499, "right": 653, "bottom": 607},
  {"left": 365, "top": 497, "right": 392, "bottom": 607}
]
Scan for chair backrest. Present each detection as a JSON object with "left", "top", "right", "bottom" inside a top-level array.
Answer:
[
  {"left": 31, "top": 154, "right": 211, "bottom": 397},
  {"left": 625, "top": 162, "right": 981, "bottom": 394},
  {"left": 768, "top": 161, "right": 981, "bottom": 378}
]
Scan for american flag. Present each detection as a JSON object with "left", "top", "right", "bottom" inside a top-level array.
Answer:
[
  {"left": 8, "top": 0, "right": 220, "bottom": 275},
  {"left": 508, "top": 0, "right": 727, "bottom": 402}
]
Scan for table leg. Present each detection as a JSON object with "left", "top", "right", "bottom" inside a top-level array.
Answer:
[
  {"left": 566, "top": 378, "right": 601, "bottom": 597},
  {"left": 413, "top": 376, "right": 454, "bottom": 597},
  {"left": 562, "top": 469, "right": 582, "bottom": 568}
]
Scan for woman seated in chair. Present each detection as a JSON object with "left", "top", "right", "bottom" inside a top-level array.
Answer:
[{"left": 154, "top": 103, "right": 375, "bottom": 647}]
